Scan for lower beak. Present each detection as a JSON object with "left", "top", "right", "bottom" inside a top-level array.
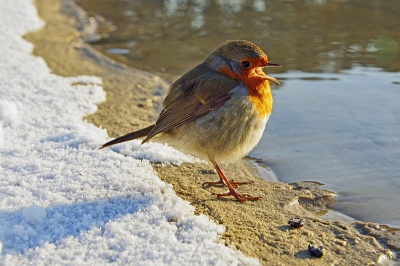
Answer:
[{"left": 263, "top": 74, "right": 280, "bottom": 85}]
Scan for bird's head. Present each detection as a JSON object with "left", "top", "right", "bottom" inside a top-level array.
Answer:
[{"left": 206, "top": 40, "right": 280, "bottom": 85}]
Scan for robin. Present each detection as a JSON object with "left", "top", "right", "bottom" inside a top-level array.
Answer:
[{"left": 100, "top": 40, "right": 280, "bottom": 201}]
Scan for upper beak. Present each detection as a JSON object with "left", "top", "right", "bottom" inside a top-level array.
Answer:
[{"left": 265, "top": 62, "right": 281, "bottom": 67}]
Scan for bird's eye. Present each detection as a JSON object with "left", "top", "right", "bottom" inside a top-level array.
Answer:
[{"left": 241, "top": 61, "right": 250, "bottom": 68}]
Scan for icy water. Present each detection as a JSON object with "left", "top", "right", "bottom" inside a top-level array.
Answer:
[{"left": 75, "top": 0, "right": 400, "bottom": 227}]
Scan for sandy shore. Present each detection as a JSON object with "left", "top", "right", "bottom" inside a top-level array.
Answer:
[{"left": 25, "top": 0, "right": 398, "bottom": 264}]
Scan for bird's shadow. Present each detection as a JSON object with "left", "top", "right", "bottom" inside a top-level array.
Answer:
[{"left": 0, "top": 195, "right": 152, "bottom": 255}]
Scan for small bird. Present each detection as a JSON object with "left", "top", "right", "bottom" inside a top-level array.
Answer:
[{"left": 100, "top": 40, "right": 280, "bottom": 201}]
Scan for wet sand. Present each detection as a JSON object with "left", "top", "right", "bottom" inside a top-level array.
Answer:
[{"left": 25, "top": 0, "right": 398, "bottom": 264}]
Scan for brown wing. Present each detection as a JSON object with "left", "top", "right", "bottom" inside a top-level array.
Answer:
[{"left": 142, "top": 65, "right": 239, "bottom": 143}]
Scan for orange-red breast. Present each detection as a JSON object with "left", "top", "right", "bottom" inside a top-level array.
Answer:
[{"left": 100, "top": 40, "right": 280, "bottom": 201}]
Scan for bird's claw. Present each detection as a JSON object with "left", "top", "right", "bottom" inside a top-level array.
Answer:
[
  {"left": 202, "top": 179, "right": 251, "bottom": 188},
  {"left": 212, "top": 190, "right": 262, "bottom": 202},
  {"left": 202, "top": 180, "right": 225, "bottom": 187}
]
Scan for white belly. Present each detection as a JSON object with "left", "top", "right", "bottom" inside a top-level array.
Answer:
[{"left": 157, "top": 86, "right": 269, "bottom": 163}]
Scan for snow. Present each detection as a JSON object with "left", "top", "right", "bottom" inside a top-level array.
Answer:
[
  {"left": 109, "top": 140, "right": 200, "bottom": 165},
  {"left": 0, "top": 100, "right": 19, "bottom": 127},
  {"left": 0, "top": 0, "right": 258, "bottom": 265}
]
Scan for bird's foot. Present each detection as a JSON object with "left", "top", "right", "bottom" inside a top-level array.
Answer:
[
  {"left": 202, "top": 179, "right": 250, "bottom": 188},
  {"left": 212, "top": 190, "right": 262, "bottom": 202}
]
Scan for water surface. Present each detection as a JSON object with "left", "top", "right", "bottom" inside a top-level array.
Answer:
[
  {"left": 75, "top": 0, "right": 400, "bottom": 226},
  {"left": 255, "top": 68, "right": 400, "bottom": 226}
]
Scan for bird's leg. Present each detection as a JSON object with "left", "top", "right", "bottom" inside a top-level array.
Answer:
[
  {"left": 202, "top": 165, "right": 251, "bottom": 188},
  {"left": 210, "top": 162, "right": 262, "bottom": 202}
]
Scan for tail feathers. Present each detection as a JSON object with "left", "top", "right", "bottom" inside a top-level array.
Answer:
[{"left": 99, "top": 124, "right": 155, "bottom": 150}]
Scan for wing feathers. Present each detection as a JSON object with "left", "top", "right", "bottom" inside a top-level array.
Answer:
[
  {"left": 99, "top": 124, "right": 155, "bottom": 149},
  {"left": 143, "top": 69, "right": 239, "bottom": 143}
]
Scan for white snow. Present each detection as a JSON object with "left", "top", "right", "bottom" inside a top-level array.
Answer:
[
  {"left": 110, "top": 140, "right": 200, "bottom": 165},
  {"left": 21, "top": 205, "right": 47, "bottom": 224},
  {"left": 0, "top": 100, "right": 19, "bottom": 127},
  {"left": 0, "top": 0, "right": 258, "bottom": 265}
]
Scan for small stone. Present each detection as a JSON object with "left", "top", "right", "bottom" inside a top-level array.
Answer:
[
  {"left": 308, "top": 244, "right": 324, "bottom": 257},
  {"left": 288, "top": 217, "right": 304, "bottom": 228},
  {"left": 335, "top": 239, "right": 347, "bottom": 246}
]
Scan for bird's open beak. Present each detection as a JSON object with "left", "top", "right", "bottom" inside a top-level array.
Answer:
[{"left": 260, "top": 62, "right": 281, "bottom": 85}]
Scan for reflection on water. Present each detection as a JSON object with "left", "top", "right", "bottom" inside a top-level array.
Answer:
[
  {"left": 75, "top": 0, "right": 400, "bottom": 227},
  {"left": 76, "top": 0, "right": 400, "bottom": 79}
]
